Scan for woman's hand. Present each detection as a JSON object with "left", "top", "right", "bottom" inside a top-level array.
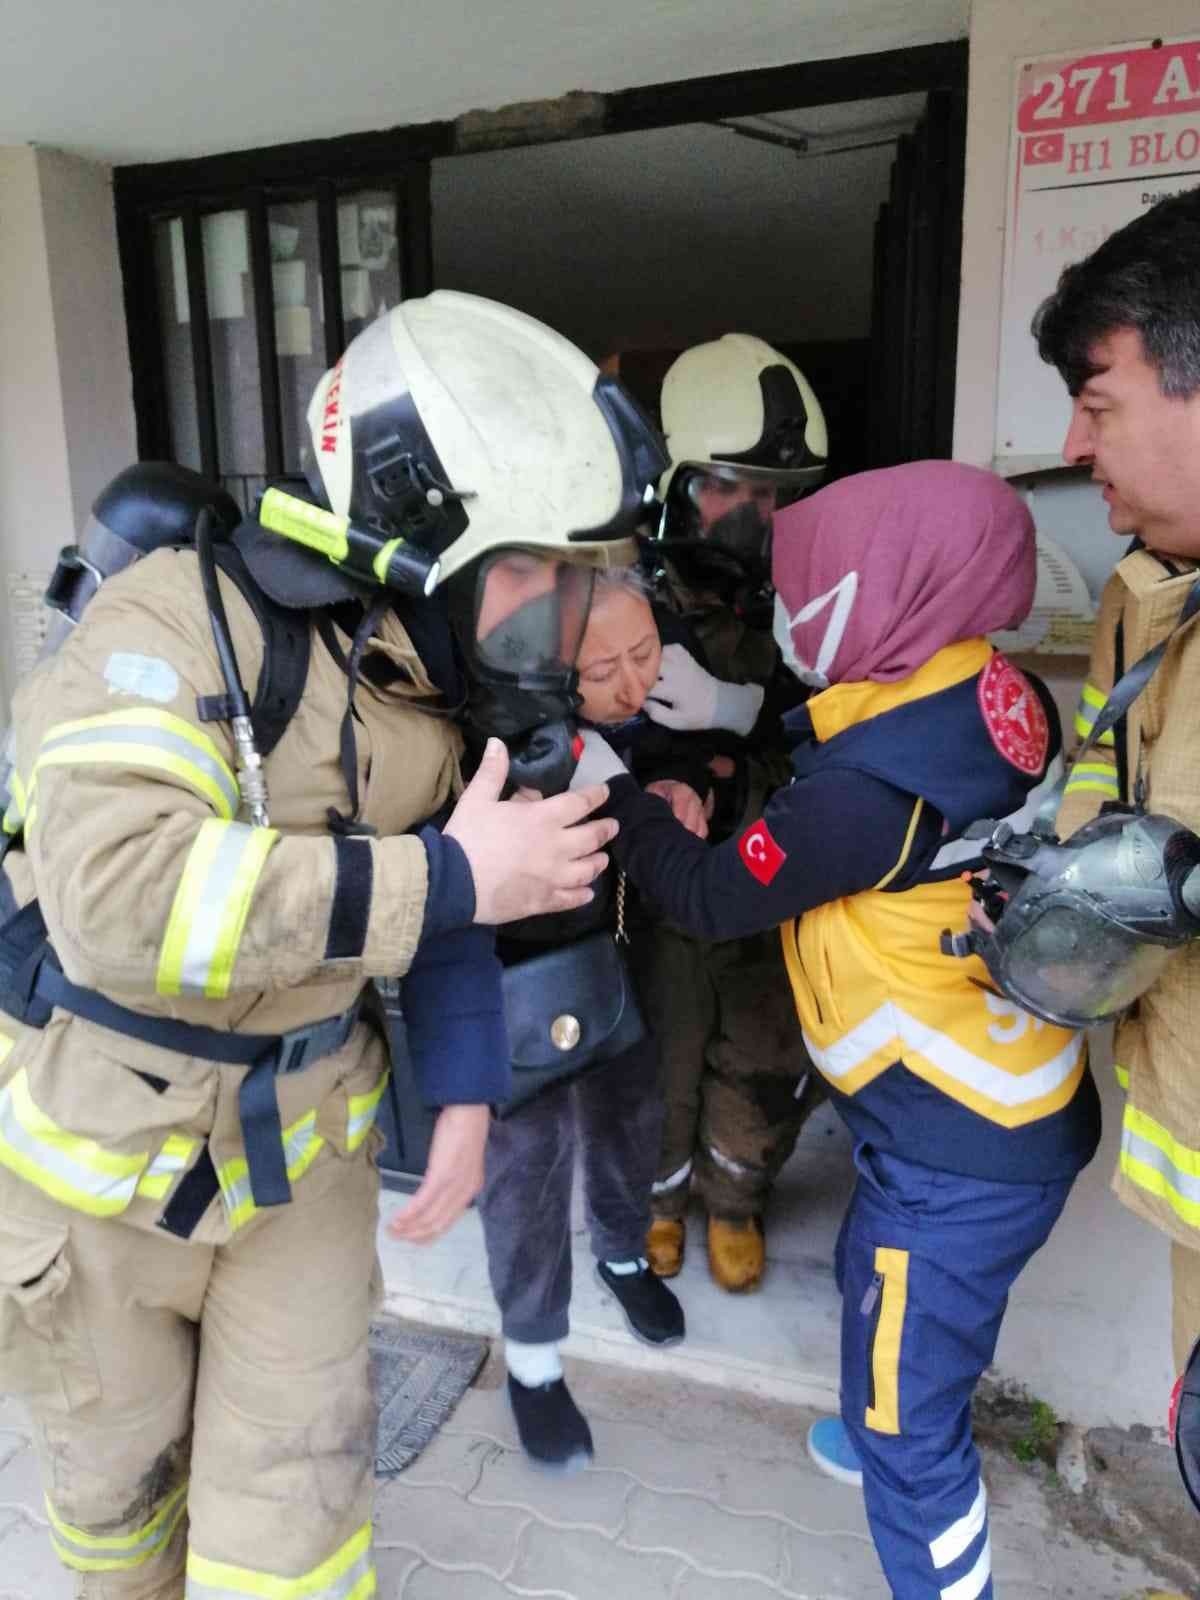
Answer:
[
  {"left": 645, "top": 779, "right": 709, "bottom": 839},
  {"left": 386, "top": 1103, "right": 491, "bottom": 1244}
]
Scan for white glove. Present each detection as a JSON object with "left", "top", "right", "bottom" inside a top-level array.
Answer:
[
  {"left": 645, "top": 642, "right": 765, "bottom": 737},
  {"left": 569, "top": 728, "right": 629, "bottom": 790}
]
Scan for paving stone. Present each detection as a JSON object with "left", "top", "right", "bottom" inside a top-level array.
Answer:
[
  {"left": 781, "top": 1523, "right": 891, "bottom": 1600},
  {"left": 509, "top": 1520, "right": 682, "bottom": 1599},
  {"left": 397, "top": 1429, "right": 494, "bottom": 1496},
  {"left": 401, "top": 1565, "right": 522, "bottom": 1600},
  {"left": 0, "top": 1510, "right": 72, "bottom": 1600},
  {"left": 676, "top": 1573, "right": 797, "bottom": 1600},
  {"left": 0, "top": 1440, "right": 48, "bottom": 1517},
  {"left": 721, "top": 1457, "right": 876, "bottom": 1541},
  {"left": 372, "top": 1544, "right": 421, "bottom": 1598},
  {"left": 470, "top": 1443, "right": 631, "bottom": 1535},
  {"left": 374, "top": 1479, "right": 527, "bottom": 1577},
  {"left": 623, "top": 1483, "right": 784, "bottom": 1584},
  {"left": 440, "top": 1384, "right": 521, "bottom": 1452},
  {"left": 584, "top": 1413, "right": 738, "bottom": 1500}
]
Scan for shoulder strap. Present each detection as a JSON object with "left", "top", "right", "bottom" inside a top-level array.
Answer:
[{"left": 207, "top": 541, "right": 312, "bottom": 759}]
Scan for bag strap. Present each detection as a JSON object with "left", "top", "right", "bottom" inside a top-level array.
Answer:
[
  {"left": 615, "top": 871, "right": 629, "bottom": 945},
  {"left": 1035, "top": 571, "right": 1200, "bottom": 836}
]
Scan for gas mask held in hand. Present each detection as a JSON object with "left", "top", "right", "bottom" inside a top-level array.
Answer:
[{"left": 943, "top": 809, "right": 1200, "bottom": 1028}]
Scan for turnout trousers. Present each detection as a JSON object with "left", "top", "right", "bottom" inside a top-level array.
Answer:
[
  {"left": 836, "top": 1145, "right": 1073, "bottom": 1600},
  {"left": 0, "top": 1144, "right": 380, "bottom": 1600},
  {"left": 642, "top": 925, "right": 822, "bottom": 1223}
]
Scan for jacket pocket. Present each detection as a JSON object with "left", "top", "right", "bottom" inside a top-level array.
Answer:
[
  {"left": 863, "top": 1245, "right": 909, "bottom": 1436},
  {"left": 0, "top": 1212, "right": 100, "bottom": 1412}
]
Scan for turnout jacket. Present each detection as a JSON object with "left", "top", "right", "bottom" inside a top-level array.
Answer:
[
  {"left": 1058, "top": 547, "right": 1200, "bottom": 1248},
  {"left": 605, "top": 637, "right": 1101, "bottom": 1183},
  {"left": 0, "top": 548, "right": 500, "bottom": 1243}
]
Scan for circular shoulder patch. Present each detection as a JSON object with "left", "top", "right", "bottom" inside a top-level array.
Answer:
[{"left": 977, "top": 653, "right": 1049, "bottom": 775}]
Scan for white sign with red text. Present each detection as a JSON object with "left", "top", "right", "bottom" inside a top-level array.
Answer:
[{"left": 995, "top": 36, "right": 1200, "bottom": 471}]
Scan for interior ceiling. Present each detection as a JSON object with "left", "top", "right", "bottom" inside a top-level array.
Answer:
[
  {"left": 432, "top": 93, "right": 926, "bottom": 357},
  {"left": 2, "top": 0, "right": 965, "bottom": 165}
]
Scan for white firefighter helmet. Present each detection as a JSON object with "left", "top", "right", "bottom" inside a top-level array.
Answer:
[
  {"left": 660, "top": 333, "right": 828, "bottom": 492},
  {"left": 306, "top": 290, "right": 667, "bottom": 585},
  {"left": 651, "top": 334, "right": 828, "bottom": 602}
]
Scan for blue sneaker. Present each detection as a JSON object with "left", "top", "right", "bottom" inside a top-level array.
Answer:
[{"left": 806, "top": 1417, "right": 864, "bottom": 1487}]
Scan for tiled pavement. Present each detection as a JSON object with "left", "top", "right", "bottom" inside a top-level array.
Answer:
[{"left": 1, "top": 1352, "right": 1187, "bottom": 1600}]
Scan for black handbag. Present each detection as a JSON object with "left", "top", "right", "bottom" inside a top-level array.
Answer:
[{"left": 496, "top": 877, "right": 646, "bottom": 1118}]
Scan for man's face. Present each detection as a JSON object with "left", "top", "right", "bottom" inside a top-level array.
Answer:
[
  {"left": 692, "top": 474, "right": 778, "bottom": 536},
  {"left": 1061, "top": 327, "right": 1200, "bottom": 558}
]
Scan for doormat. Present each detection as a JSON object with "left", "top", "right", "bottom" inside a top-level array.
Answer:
[{"left": 369, "top": 1319, "right": 489, "bottom": 1479}]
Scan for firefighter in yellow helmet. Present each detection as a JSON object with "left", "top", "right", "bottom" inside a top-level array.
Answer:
[
  {"left": 639, "top": 333, "right": 829, "bottom": 1292},
  {"left": 0, "top": 292, "right": 665, "bottom": 1600}
]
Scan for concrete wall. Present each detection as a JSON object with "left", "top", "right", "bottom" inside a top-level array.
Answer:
[{"left": 0, "top": 147, "right": 134, "bottom": 720}]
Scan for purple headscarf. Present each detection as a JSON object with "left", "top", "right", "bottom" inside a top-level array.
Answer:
[{"left": 771, "top": 461, "right": 1036, "bottom": 686}]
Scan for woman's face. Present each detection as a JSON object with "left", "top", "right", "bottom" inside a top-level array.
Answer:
[{"left": 576, "top": 588, "right": 662, "bottom": 726}]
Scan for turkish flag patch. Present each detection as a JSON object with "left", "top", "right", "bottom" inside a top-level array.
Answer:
[
  {"left": 978, "top": 653, "right": 1049, "bottom": 775},
  {"left": 738, "top": 818, "right": 787, "bottom": 885}
]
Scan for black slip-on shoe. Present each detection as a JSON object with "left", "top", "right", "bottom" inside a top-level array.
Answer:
[
  {"left": 507, "top": 1373, "right": 594, "bottom": 1472},
  {"left": 596, "top": 1260, "right": 686, "bottom": 1346}
]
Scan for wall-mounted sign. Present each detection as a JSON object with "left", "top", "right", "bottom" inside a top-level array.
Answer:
[{"left": 995, "top": 35, "right": 1200, "bottom": 475}]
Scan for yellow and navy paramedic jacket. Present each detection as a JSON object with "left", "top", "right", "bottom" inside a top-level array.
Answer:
[{"left": 605, "top": 637, "right": 1101, "bottom": 1184}]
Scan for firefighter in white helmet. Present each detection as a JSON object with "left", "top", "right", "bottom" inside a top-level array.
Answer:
[
  {"left": 0, "top": 291, "right": 665, "bottom": 1600},
  {"left": 639, "top": 333, "right": 829, "bottom": 1292}
]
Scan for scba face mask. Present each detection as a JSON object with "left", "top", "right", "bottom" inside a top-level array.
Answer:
[
  {"left": 452, "top": 550, "right": 597, "bottom": 796},
  {"left": 944, "top": 809, "right": 1200, "bottom": 1028},
  {"left": 654, "top": 465, "right": 777, "bottom": 596}
]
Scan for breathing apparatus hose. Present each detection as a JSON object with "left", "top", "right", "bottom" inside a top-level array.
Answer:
[{"left": 195, "top": 508, "right": 271, "bottom": 827}]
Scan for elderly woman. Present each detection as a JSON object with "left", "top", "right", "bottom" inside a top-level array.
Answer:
[{"left": 478, "top": 568, "right": 704, "bottom": 1473}]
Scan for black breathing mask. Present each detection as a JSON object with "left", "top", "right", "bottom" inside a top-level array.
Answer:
[{"left": 450, "top": 551, "right": 596, "bottom": 795}]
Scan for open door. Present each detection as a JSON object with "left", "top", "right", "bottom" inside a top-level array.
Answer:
[{"left": 867, "top": 88, "right": 967, "bottom": 465}]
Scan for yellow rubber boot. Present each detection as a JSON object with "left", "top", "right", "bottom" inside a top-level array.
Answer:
[
  {"left": 707, "top": 1216, "right": 765, "bottom": 1293},
  {"left": 646, "top": 1218, "right": 685, "bottom": 1278}
]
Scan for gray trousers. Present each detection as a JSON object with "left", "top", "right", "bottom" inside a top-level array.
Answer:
[{"left": 478, "top": 1034, "right": 662, "bottom": 1343}]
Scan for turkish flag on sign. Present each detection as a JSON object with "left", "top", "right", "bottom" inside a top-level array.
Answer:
[
  {"left": 1025, "top": 132, "right": 1064, "bottom": 165},
  {"left": 738, "top": 819, "right": 787, "bottom": 886}
]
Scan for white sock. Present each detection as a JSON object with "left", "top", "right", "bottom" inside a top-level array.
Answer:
[
  {"left": 602, "top": 1257, "right": 647, "bottom": 1275},
  {"left": 506, "top": 1338, "right": 563, "bottom": 1388}
]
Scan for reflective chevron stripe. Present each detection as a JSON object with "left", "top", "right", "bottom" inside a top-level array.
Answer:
[
  {"left": 1120, "top": 1103, "right": 1200, "bottom": 1230},
  {"left": 1072, "top": 681, "right": 1115, "bottom": 746},
  {"left": 47, "top": 1481, "right": 188, "bottom": 1573},
  {"left": 186, "top": 1519, "right": 374, "bottom": 1600},
  {"left": 217, "top": 1109, "right": 326, "bottom": 1232},
  {"left": 157, "top": 819, "right": 279, "bottom": 998},
  {"left": 346, "top": 1073, "right": 387, "bottom": 1152},
  {"left": 1063, "top": 760, "right": 1119, "bottom": 799},
  {"left": 137, "top": 1133, "right": 199, "bottom": 1201},
  {"left": 804, "top": 1002, "right": 1083, "bottom": 1126},
  {"left": 36, "top": 709, "right": 239, "bottom": 819},
  {"left": 0, "top": 1068, "right": 147, "bottom": 1216}
]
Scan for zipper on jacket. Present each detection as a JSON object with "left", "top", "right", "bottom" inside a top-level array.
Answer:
[{"left": 861, "top": 1271, "right": 884, "bottom": 1413}]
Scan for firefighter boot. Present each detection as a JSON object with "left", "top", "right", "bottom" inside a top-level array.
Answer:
[
  {"left": 646, "top": 1217, "right": 685, "bottom": 1278},
  {"left": 707, "top": 1215, "right": 765, "bottom": 1292}
]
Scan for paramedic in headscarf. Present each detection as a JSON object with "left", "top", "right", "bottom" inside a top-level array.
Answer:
[{"left": 572, "top": 460, "right": 1100, "bottom": 1600}]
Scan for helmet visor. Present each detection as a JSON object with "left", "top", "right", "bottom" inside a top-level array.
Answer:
[
  {"left": 473, "top": 551, "right": 595, "bottom": 679},
  {"left": 568, "top": 375, "right": 670, "bottom": 545},
  {"left": 1000, "top": 901, "right": 1177, "bottom": 1026}
]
